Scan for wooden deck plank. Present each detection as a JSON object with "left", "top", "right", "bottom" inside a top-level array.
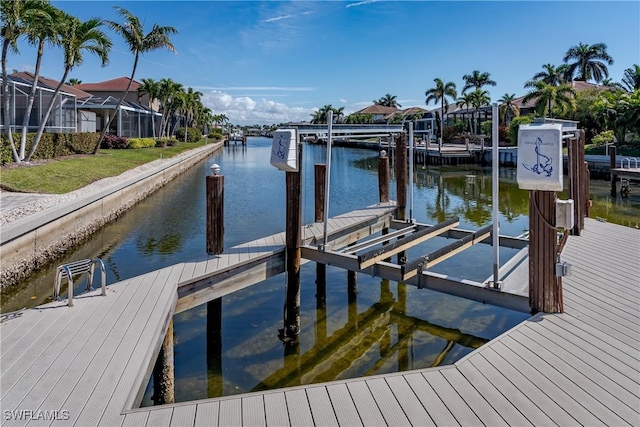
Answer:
[
  {"left": 366, "top": 377, "right": 411, "bottom": 426},
  {"left": 241, "top": 395, "right": 265, "bottom": 427},
  {"left": 218, "top": 398, "right": 242, "bottom": 426},
  {"left": 145, "top": 407, "right": 173, "bottom": 427},
  {"left": 562, "top": 291, "right": 639, "bottom": 334},
  {"left": 326, "top": 384, "right": 363, "bottom": 427},
  {"left": 263, "top": 393, "right": 290, "bottom": 427},
  {"left": 284, "top": 390, "right": 314, "bottom": 426},
  {"left": 563, "top": 272, "right": 639, "bottom": 314},
  {"left": 384, "top": 375, "right": 435, "bottom": 427},
  {"left": 479, "top": 348, "right": 578, "bottom": 425},
  {"left": 306, "top": 386, "right": 339, "bottom": 427},
  {"left": 491, "top": 340, "right": 604, "bottom": 426},
  {"left": 122, "top": 411, "right": 149, "bottom": 427},
  {"left": 194, "top": 401, "right": 219, "bottom": 427},
  {"left": 455, "top": 361, "right": 532, "bottom": 426},
  {"left": 563, "top": 298, "right": 639, "bottom": 343},
  {"left": 0, "top": 301, "right": 66, "bottom": 347},
  {"left": 171, "top": 405, "right": 197, "bottom": 427},
  {"left": 564, "top": 306, "right": 639, "bottom": 345},
  {"left": 467, "top": 355, "right": 555, "bottom": 426},
  {"left": 403, "top": 373, "right": 460, "bottom": 427},
  {"left": 423, "top": 370, "right": 483, "bottom": 426},
  {"left": 510, "top": 329, "right": 638, "bottom": 423},
  {"left": 345, "top": 381, "right": 387, "bottom": 426}
]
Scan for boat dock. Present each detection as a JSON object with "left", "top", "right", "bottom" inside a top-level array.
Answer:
[{"left": 1, "top": 210, "right": 638, "bottom": 425}]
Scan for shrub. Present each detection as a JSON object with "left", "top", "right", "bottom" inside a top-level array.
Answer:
[
  {"left": 208, "top": 128, "right": 223, "bottom": 139},
  {"left": 451, "top": 119, "right": 468, "bottom": 134},
  {"left": 100, "top": 133, "right": 129, "bottom": 149},
  {"left": 128, "top": 138, "right": 156, "bottom": 149},
  {"left": 155, "top": 138, "right": 179, "bottom": 147},
  {"left": 481, "top": 120, "right": 492, "bottom": 136},
  {"left": 441, "top": 126, "right": 458, "bottom": 143},
  {"left": 592, "top": 130, "right": 615, "bottom": 146},
  {"left": 0, "top": 132, "right": 99, "bottom": 163},
  {"left": 499, "top": 125, "right": 510, "bottom": 144},
  {"left": 175, "top": 127, "right": 201, "bottom": 142},
  {"left": 0, "top": 136, "right": 13, "bottom": 165},
  {"left": 508, "top": 116, "right": 533, "bottom": 145}
]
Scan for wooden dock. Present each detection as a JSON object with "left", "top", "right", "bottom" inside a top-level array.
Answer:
[{"left": 1, "top": 215, "right": 638, "bottom": 426}]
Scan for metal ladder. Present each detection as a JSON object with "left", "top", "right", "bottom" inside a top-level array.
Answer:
[{"left": 53, "top": 258, "right": 106, "bottom": 307}]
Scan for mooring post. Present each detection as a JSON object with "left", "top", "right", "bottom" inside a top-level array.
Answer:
[
  {"left": 207, "top": 298, "right": 222, "bottom": 397},
  {"left": 282, "top": 142, "right": 303, "bottom": 345},
  {"left": 578, "top": 129, "right": 587, "bottom": 231},
  {"left": 206, "top": 165, "right": 224, "bottom": 254},
  {"left": 378, "top": 150, "right": 390, "bottom": 203},
  {"left": 395, "top": 133, "right": 408, "bottom": 264},
  {"left": 347, "top": 241, "right": 358, "bottom": 303},
  {"left": 529, "top": 190, "right": 562, "bottom": 314},
  {"left": 314, "top": 163, "right": 327, "bottom": 305},
  {"left": 584, "top": 161, "right": 591, "bottom": 217},
  {"left": 396, "top": 282, "right": 409, "bottom": 371},
  {"left": 153, "top": 319, "right": 175, "bottom": 404},
  {"left": 610, "top": 145, "right": 617, "bottom": 197}
]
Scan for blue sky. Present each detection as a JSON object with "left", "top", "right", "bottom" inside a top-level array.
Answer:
[{"left": 8, "top": 1, "right": 640, "bottom": 125}]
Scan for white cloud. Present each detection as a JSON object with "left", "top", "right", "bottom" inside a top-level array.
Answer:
[
  {"left": 202, "top": 91, "right": 314, "bottom": 125},
  {"left": 346, "top": 0, "right": 384, "bottom": 8},
  {"left": 261, "top": 14, "right": 293, "bottom": 23}
]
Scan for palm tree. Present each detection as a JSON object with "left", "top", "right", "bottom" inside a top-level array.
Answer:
[
  {"left": 522, "top": 81, "right": 576, "bottom": 118},
  {"left": 66, "top": 78, "right": 82, "bottom": 85},
  {"left": 498, "top": 93, "right": 520, "bottom": 124},
  {"left": 25, "top": 13, "right": 111, "bottom": 161},
  {"left": 456, "top": 93, "right": 474, "bottom": 133},
  {"left": 425, "top": 78, "right": 457, "bottom": 143},
  {"left": 525, "top": 63, "right": 568, "bottom": 87},
  {"left": 374, "top": 93, "right": 401, "bottom": 108},
  {"left": 468, "top": 89, "right": 490, "bottom": 135},
  {"left": 563, "top": 42, "right": 613, "bottom": 82},
  {"left": 462, "top": 70, "right": 496, "bottom": 94},
  {"left": 137, "top": 78, "right": 160, "bottom": 138},
  {"left": 10, "top": 1, "right": 59, "bottom": 161},
  {"left": 1, "top": 0, "right": 49, "bottom": 162},
  {"left": 95, "top": 6, "right": 177, "bottom": 153},
  {"left": 180, "top": 87, "right": 202, "bottom": 141},
  {"left": 620, "top": 64, "right": 640, "bottom": 92},
  {"left": 157, "top": 78, "right": 182, "bottom": 138}
]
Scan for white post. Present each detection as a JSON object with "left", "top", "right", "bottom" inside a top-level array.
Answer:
[
  {"left": 322, "top": 111, "right": 333, "bottom": 250},
  {"left": 491, "top": 103, "right": 501, "bottom": 289},
  {"left": 408, "top": 122, "right": 414, "bottom": 222}
]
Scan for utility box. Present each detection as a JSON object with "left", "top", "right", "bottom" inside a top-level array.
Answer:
[
  {"left": 517, "top": 123, "right": 563, "bottom": 191},
  {"left": 556, "top": 198, "right": 575, "bottom": 230},
  {"left": 270, "top": 129, "right": 298, "bottom": 172}
]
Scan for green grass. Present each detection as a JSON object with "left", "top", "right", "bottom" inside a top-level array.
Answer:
[
  {"left": 584, "top": 143, "right": 640, "bottom": 157},
  {"left": 0, "top": 140, "right": 213, "bottom": 194}
]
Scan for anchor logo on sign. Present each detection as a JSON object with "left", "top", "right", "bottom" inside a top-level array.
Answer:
[
  {"left": 522, "top": 137, "right": 553, "bottom": 177},
  {"left": 275, "top": 134, "right": 287, "bottom": 159}
]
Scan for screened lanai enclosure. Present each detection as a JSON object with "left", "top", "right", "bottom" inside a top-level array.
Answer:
[
  {"left": 77, "top": 96, "right": 161, "bottom": 138},
  {"left": 1, "top": 76, "right": 78, "bottom": 133}
]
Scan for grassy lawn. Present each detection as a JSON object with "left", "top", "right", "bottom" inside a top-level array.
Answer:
[{"left": 0, "top": 140, "right": 215, "bottom": 194}]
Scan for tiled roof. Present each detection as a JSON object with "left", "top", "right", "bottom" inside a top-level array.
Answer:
[
  {"left": 353, "top": 105, "right": 399, "bottom": 115},
  {"left": 76, "top": 77, "right": 141, "bottom": 92},
  {"left": 9, "top": 72, "right": 93, "bottom": 98}
]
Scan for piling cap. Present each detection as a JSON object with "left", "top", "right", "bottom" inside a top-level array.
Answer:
[{"left": 210, "top": 164, "right": 221, "bottom": 175}]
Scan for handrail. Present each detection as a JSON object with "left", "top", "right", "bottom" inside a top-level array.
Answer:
[
  {"left": 53, "top": 258, "right": 106, "bottom": 307},
  {"left": 620, "top": 157, "right": 639, "bottom": 169}
]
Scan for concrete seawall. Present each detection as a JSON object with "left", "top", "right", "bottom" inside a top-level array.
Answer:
[{"left": 0, "top": 142, "right": 222, "bottom": 290}]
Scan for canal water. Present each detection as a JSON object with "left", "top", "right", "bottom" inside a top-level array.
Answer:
[{"left": 2, "top": 137, "right": 638, "bottom": 405}]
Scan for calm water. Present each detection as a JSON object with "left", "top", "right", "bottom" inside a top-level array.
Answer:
[{"left": 3, "top": 137, "right": 638, "bottom": 405}]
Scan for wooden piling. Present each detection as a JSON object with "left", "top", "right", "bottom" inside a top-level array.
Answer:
[
  {"left": 610, "top": 145, "right": 617, "bottom": 197},
  {"left": 529, "top": 190, "right": 562, "bottom": 314},
  {"left": 153, "top": 319, "right": 174, "bottom": 404},
  {"left": 314, "top": 163, "right": 327, "bottom": 305},
  {"left": 206, "top": 174, "right": 224, "bottom": 255},
  {"left": 568, "top": 137, "right": 581, "bottom": 236},
  {"left": 283, "top": 143, "right": 303, "bottom": 344},
  {"left": 378, "top": 151, "right": 390, "bottom": 203},
  {"left": 577, "top": 130, "right": 586, "bottom": 231},
  {"left": 207, "top": 298, "right": 222, "bottom": 397},
  {"left": 395, "top": 133, "right": 408, "bottom": 264},
  {"left": 584, "top": 161, "right": 591, "bottom": 217}
]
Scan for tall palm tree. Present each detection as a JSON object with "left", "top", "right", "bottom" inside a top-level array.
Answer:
[
  {"left": 1, "top": 0, "right": 49, "bottom": 162},
  {"left": 522, "top": 81, "right": 576, "bottom": 118},
  {"left": 374, "top": 93, "right": 401, "bottom": 108},
  {"left": 137, "top": 78, "right": 160, "bottom": 138},
  {"left": 425, "top": 78, "right": 457, "bottom": 142},
  {"left": 498, "top": 93, "right": 520, "bottom": 124},
  {"left": 15, "top": 1, "right": 59, "bottom": 161},
  {"left": 66, "top": 77, "right": 82, "bottom": 85},
  {"left": 468, "top": 89, "right": 490, "bottom": 135},
  {"left": 95, "top": 6, "right": 177, "bottom": 153},
  {"left": 157, "top": 78, "right": 182, "bottom": 138},
  {"left": 620, "top": 64, "right": 640, "bottom": 92},
  {"left": 563, "top": 42, "right": 613, "bottom": 82},
  {"left": 26, "top": 13, "right": 111, "bottom": 161},
  {"left": 462, "top": 70, "right": 496, "bottom": 94},
  {"left": 525, "top": 63, "right": 568, "bottom": 87}
]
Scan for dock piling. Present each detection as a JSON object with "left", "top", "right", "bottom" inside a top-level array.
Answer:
[
  {"left": 153, "top": 319, "right": 175, "bottom": 404},
  {"left": 206, "top": 170, "right": 224, "bottom": 255},
  {"left": 395, "top": 133, "right": 408, "bottom": 265},
  {"left": 314, "top": 164, "right": 327, "bottom": 305},
  {"left": 610, "top": 145, "right": 617, "bottom": 197}
]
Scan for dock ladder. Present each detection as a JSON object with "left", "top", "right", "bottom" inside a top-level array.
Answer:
[{"left": 53, "top": 258, "right": 106, "bottom": 307}]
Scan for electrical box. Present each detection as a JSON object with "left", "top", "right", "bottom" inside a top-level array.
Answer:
[
  {"left": 556, "top": 199, "right": 575, "bottom": 230},
  {"left": 556, "top": 261, "right": 572, "bottom": 277},
  {"left": 270, "top": 129, "right": 298, "bottom": 172},
  {"left": 517, "top": 123, "right": 563, "bottom": 191}
]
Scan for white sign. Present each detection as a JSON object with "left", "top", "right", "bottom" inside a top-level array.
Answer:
[
  {"left": 517, "top": 123, "right": 563, "bottom": 191},
  {"left": 270, "top": 129, "right": 298, "bottom": 172}
]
